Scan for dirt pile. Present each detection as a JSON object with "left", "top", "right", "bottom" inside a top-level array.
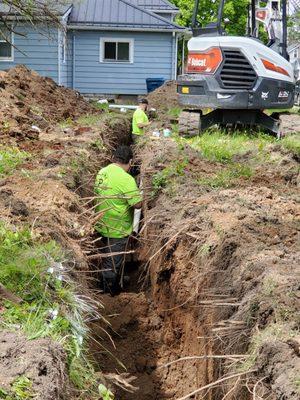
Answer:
[
  {"left": 147, "top": 81, "right": 178, "bottom": 113},
  {"left": 0, "top": 65, "right": 93, "bottom": 140},
  {"left": 0, "top": 331, "right": 69, "bottom": 400}
]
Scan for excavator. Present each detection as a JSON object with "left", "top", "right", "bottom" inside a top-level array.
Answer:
[{"left": 177, "top": 0, "right": 296, "bottom": 137}]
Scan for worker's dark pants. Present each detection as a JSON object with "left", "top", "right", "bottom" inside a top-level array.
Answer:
[
  {"left": 131, "top": 134, "right": 140, "bottom": 144},
  {"left": 101, "top": 237, "right": 129, "bottom": 295}
]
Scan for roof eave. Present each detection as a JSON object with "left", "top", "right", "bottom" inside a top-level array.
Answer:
[
  {"left": 67, "top": 24, "right": 186, "bottom": 33},
  {"left": 0, "top": 5, "right": 73, "bottom": 19},
  {"left": 148, "top": 9, "right": 179, "bottom": 14}
]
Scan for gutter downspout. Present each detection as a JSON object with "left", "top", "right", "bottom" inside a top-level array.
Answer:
[
  {"left": 174, "top": 32, "right": 178, "bottom": 79},
  {"left": 172, "top": 32, "right": 176, "bottom": 79},
  {"left": 72, "top": 32, "right": 76, "bottom": 90}
]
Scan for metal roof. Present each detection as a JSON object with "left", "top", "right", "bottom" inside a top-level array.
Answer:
[
  {"left": 0, "top": 1, "right": 72, "bottom": 16},
  {"left": 69, "top": 0, "right": 184, "bottom": 30},
  {"left": 131, "top": 0, "right": 178, "bottom": 11}
]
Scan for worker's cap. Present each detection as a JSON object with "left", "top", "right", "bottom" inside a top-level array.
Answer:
[{"left": 138, "top": 98, "right": 149, "bottom": 105}]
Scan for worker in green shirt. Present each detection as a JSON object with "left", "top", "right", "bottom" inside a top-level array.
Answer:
[
  {"left": 132, "top": 98, "right": 150, "bottom": 141},
  {"left": 94, "top": 145, "right": 142, "bottom": 295}
]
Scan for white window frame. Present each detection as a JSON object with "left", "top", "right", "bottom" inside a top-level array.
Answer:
[
  {"left": 99, "top": 38, "right": 134, "bottom": 64},
  {"left": 0, "top": 28, "right": 14, "bottom": 62}
]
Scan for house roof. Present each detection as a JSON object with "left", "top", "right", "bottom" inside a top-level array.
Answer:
[
  {"left": 69, "top": 0, "right": 184, "bottom": 31},
  {"left": 288, "top": 42, "right": 300, "bottom": 52},
  {"left": 131, "top": 0, "right": 178, "bottom": 11},
  {"left": 0, "top": 1, "right": 72, "bottom": 16}
]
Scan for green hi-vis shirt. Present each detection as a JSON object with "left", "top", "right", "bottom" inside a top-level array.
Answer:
[
  {"left": 132, "top": 108, "right": 149, "bottom": 136},
  {"left": 94, "top": 164, "right": 142, "bottom": 239}
]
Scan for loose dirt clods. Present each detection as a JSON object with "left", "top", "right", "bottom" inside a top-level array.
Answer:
[
  {"left": 0, "top": 331, "right": 69, "bottom": 400},
  {"left": 0, "top": 65, "right": 93, "bottom": 140},
  {"left": 0, "top": 68, "right": 299, "bottom": 400}
]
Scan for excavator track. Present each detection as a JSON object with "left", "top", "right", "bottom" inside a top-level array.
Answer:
[{"left": 178, "top": 111, "right": 201, "bottom": 137}]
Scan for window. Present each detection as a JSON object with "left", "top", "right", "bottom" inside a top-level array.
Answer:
[
  {"left": 0, "top": 26, "right": 13, "bottom": 61},
  {"left": 100, "top": 38, "right": 134, "bottom": 63}
]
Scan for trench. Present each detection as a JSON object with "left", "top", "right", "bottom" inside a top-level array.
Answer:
[
  {"left": 80, "top": 145, "right": 217, "bottom": 400},
  {"left": 88, "top": 253, "right": 212, "bottom": 400}
]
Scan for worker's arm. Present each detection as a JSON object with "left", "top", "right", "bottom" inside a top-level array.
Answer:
[
  {"left": 125, "top": 177, "right": 142, "bottom": 210},
  {"left": 137, "top": 121, "right": 150, "bottom": 129}
]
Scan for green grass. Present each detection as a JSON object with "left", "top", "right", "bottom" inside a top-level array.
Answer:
[
  {"left": 281, "top": 134, "right": 300, "bottom": 156},
  {"left": 187, "top": 131, "right": 274, "bottom": 163},
  {"left": 76, "top": 114, "right": 103, "bottom": 126},
  {"left": 168, "top": 107, "right": 182, "bottom": 119},
  {"left": 0, "top": 376, "right": 35, "bottom": 400},
  {"left": 59, "top": 117, "right": 74, "bottom": 129},
  {"left": 0, "top": 147, "right": 29, "bottom": 177},
  {"left": 198, "top": 164, "right": 253, "bottom": 189},
  {"left": 239, "top": 323, "right": 298, "bottom": 373},
  {"left": 0, "top": 224, "right": 103, "bottom": 399},
  {"left": 90, "top": 100, "right": 109, "bottom": 111},
  {"left": 152, "top": 156, "right": 189, "bottom": 196}
]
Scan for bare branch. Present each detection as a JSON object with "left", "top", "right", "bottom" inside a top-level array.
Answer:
[
  {"left": 158, "top": 355, "right": 249, "bottom": 369},
  {"left": 175, "top": 369, "right": 257, "bottom": 400}
]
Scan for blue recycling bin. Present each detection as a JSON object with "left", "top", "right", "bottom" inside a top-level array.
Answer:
[{"left": 146, "top": 78, "right": 165, "bottom": 93}]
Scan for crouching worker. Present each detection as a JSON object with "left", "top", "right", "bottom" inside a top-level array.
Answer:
[{"left": 94, "top": 145, "right": 142, "bottom": 296}]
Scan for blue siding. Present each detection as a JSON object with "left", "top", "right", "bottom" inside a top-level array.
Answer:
[
  {"left": 73, "top": 31, "right": 174, "bottom": 94},
  {"left": 0, "top": 23, "right": 59, "bottom": 81}
]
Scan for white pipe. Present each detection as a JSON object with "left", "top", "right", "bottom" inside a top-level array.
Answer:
[{"left": 109, "top": 104, "right": 138, "bottom": 110}]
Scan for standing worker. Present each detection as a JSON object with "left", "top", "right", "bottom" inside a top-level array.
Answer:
[
  {"left": 132, "top": 98, "right": 150, "bottom": 141},
  {"left": 94, "top": 145, "right": 142, "bottom": 296}
]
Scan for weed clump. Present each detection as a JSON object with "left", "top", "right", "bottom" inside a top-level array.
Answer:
[
  {"left": 281, "top": 134, "right": 300, "bottom": 157},
  {"left": 0, "top": 147, "right": 29, "bottom": 177},
  {"left": 152, "top": 156, "right": 189, "bottom": 196},
  {"left": 198, "top": 164, "right": 253, "bottom": 189}
]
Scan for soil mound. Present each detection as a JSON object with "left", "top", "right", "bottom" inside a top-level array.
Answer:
[
  {"left": 0, "top": 65, "right": 93, "bottom": 140},
  {"left": 0, "top": 331, "right": 69, "bottom": 400},
  {"left": 147, "top": 81, "right": 178, "bottom": 113}
]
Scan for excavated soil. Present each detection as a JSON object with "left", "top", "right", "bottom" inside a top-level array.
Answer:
[
  {"left": 0, "top": 65, "right": 94, "bottom": 140},
  {"left": 0, "top": 68, "right": 299, "bottom": 400},
  {"left": 0, "top": 331, "right": 69, "bottom": 400}
]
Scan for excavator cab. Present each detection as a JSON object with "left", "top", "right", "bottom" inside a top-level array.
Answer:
[{"left": 177, "top": 0, "right": 295, "bottom": 137}]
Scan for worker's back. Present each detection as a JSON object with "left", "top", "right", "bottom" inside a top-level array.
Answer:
[{"left": 94, "top": 164, "right": 141, "bottom": 238}]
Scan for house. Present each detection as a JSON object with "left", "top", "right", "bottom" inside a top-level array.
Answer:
[
  {"left": 0, "top": 0, "right": 185, "bottom": 95},
  {"left": 288, "top": 42, "right": 300, "bottom": 81}
]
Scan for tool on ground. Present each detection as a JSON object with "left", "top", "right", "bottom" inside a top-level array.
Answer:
[{"left": 177, "top": 0, "right": 295, "bottom": 137}]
